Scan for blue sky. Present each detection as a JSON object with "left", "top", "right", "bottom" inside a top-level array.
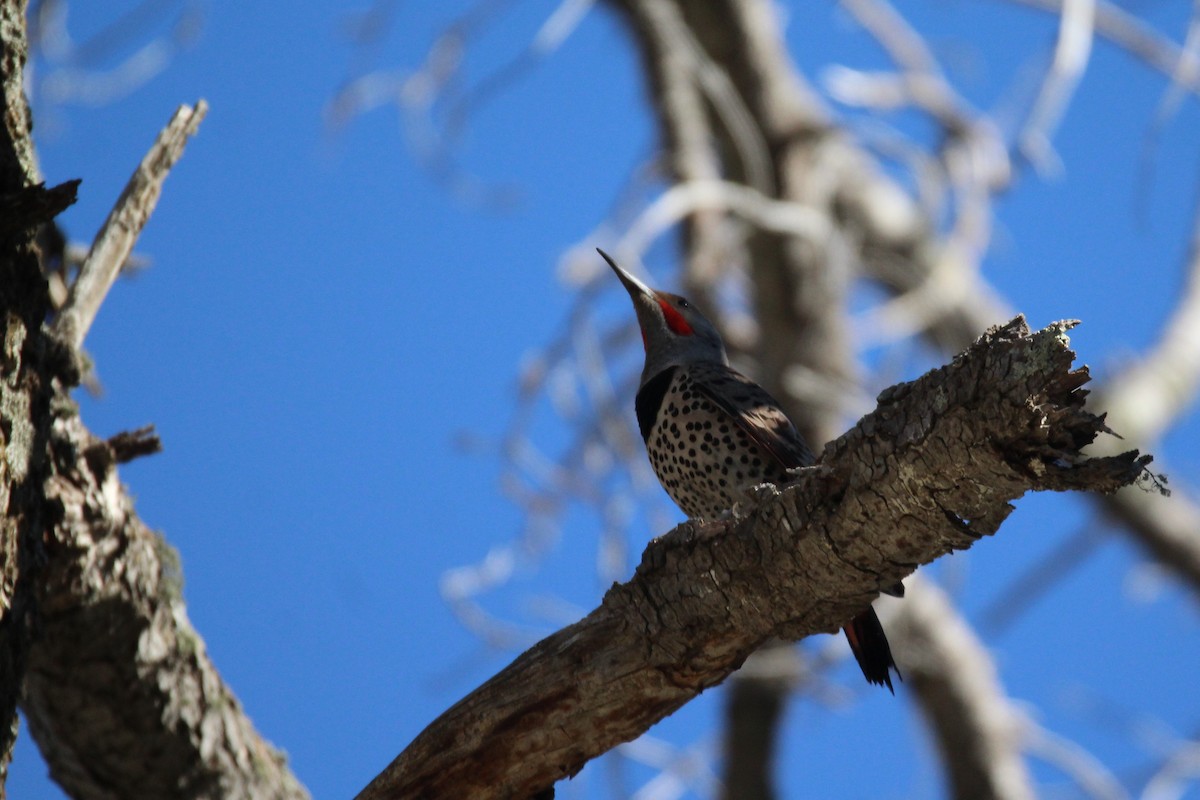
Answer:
[{"left": 11, "top": 2, "right": 1200, "bottom": 798}]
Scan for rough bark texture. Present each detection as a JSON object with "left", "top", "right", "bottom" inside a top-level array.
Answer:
[
  {"left": 0, "top": 0, "right": 74, "bottom": 789},
  {"left": 0, "top": 0, "right": 38, "bottom": 190},
  {"left": 0, "top": 5, "right": 311, "bottom": 798},
  {"left": 357, "top": 317, "right": 1149, "bottom": 800},
  {"left": 0, "top": 179, "right": 73, "bottom": 789},
  {"left": 20, "top": 410, "right": 310, "bottom": 800}
]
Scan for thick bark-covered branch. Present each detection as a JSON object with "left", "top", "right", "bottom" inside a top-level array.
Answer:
[
  {"left": 0, "top": 180, "right": 79, "bottom": 241},
  {"left": 0, "top": 0, "right": 70, "bottom": 789},
  {"left": 20, "top": 409, "right": 311, "bottom": 800},
  {"left": 0, "top": 0, "right": 38, "bottom": 191},
  {"left": 867, "top": 189, "right": 1200, "bottom": 595},
  {"left": 357, "top": 318, "right": 1149, "bottom": 800},
  {"left": 8, "top": 99, "right": 309, "bottom": 800},
  {"left": 0, "top": 6, "right": 307, "bottom": 796}
]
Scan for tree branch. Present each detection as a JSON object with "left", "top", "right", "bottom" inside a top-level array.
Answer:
[
  {"left": 357, "top": 318, "right": 1149, "bottom": 800},
  {"left": 105, "top": 423, "right": 162, "bottom": 464},
  {"left": 607, "top": 3, "right": 1010, "bottom": 794},
  {"left": 0, "top": 0, "right": 71, "bottom": 789},
  {"left": 1005, "top": 0, "right": 1200, "bottom": 100},
  {"left": 0, "top": 9, "right": 302, "bottom": 792},
  {"left": 21, "top": 409, "right": 310, "bottom": 800},
  {"left": 610, "top": 0, "right": 728, "bottom": 316},
  {"left": 894, "top": 577, "right": 1035, "bottom": 800},
  {"left": 50, "top": 100, "right": 207, "bottom": 351},
  {"left": 0, "top": 0, "right": 39, "bottom": 191},
  {"left": 0, "top": 180, "right": 79, "bottom": 241}
]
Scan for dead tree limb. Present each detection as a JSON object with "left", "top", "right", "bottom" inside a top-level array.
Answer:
[
  {"left": 356, "top": 317, "right": 1150, "bottom": 800},
  {"left": 51, "top": 100, "right": 208, "bottom": 351},
  {"left": 0, "top": 6, "right": 308, "bottom": 796},
  {"left": 19, "top": 410, "right": 310, "bottom": 800},
  {"left": 12, "top": 106, "right": 311, "bottom": 800},
  {"left": 617, "top": 0, "right": 1200, "bottom": 604}
]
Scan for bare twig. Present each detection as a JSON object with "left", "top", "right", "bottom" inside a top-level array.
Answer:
[
  {"left": 608, "top": 0, "right": 731, "bottom": 312},
  {"left": 330, "top": 0, "right": 594, "bottom": 209},
  {"left": 1025, "top": 724, "right": 1128, "bottom": 800},
  {"left": 644, "top": 180, "right": 830, "bottom": 248},
  {"left": 0, "top": 179, "right": 79, "bottom": 240},
  {"left": 51, "top": 99, "right": 207, "bottom": 351},
  {"left": 1005, "top": 0, "right": 1200, "bottom": 97},
  {"left": 1147, "top": 5, "right": 1200, "bottom": 142},
  {"left": 29, "top": 0, "right": 202, "bottom": 108},
  {"left": 1104, "top": 486, "right": 1200, "bottom": 589},
  {"left": 105, "top": 424, "right": 162, "bottom": 463},
  {"left": 1141, "top": 740, "right": 1200, "bottom": 800},
  {"left": 837, "top": 0, "right": 979, "bottom": 131}
]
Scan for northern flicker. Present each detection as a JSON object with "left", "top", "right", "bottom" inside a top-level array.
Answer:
[{"left": 601, "top": 248, "right": 900, "bottom": 691}]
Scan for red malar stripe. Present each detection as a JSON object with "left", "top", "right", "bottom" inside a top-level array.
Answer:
[{"left": 657, "top": 298, "right": 694, "bottom": 336}]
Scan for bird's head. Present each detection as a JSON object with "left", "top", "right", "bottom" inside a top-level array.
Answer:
[{"left": 599, "top": 249, "right": 728, "bottom": 380}]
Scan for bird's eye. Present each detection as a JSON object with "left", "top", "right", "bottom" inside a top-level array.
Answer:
[{"left": 678, "top": 299, "right": 690, "bottom": 309}]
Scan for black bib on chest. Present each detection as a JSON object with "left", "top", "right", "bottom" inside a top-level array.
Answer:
[{"left": 635, "top": 366, "right": 677, "bottom": 442}]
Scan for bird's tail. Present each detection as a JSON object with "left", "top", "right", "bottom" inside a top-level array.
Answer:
[{"left": 843, "top": 607, "right": 900, "bottom": 693}]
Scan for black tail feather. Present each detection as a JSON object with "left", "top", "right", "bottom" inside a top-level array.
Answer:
[{"left": 843, "top": 607, "right": 901, "bottom": 693}]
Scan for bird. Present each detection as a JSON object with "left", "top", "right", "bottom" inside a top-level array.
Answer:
[{"left": 600, "top": 248, "right": 900, "bottom": 691}]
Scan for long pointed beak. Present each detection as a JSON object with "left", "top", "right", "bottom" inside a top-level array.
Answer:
[{"left": 598, "top": 248, "right": 655, "bottom": 301}]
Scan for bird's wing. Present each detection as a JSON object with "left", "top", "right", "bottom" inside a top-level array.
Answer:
[{"left": 688, "top": 363, "right": 815, "bottom": 470}]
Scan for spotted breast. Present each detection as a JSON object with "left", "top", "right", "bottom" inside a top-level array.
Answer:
[{"left": 636, "top": 361, "right": 815, "bottom": 518}]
